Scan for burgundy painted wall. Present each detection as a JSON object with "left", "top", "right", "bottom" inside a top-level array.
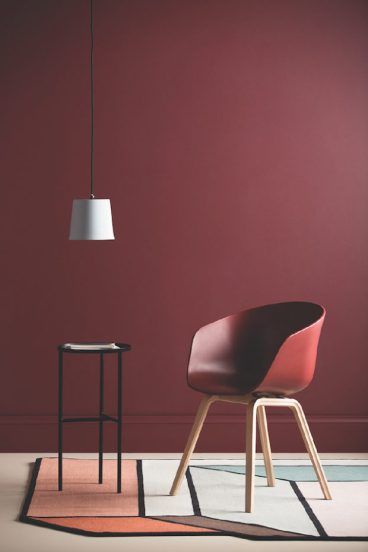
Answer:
[{"left": 0, "top": 0, "right": 367, "bottom": 452}]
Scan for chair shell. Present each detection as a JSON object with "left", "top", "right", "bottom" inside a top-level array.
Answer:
[{"left": 187, "top": 301, "right": 325, "bottom": 397}]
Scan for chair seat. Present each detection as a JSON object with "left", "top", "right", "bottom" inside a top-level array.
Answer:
[{"left": 188, "top": 370, "right": 256, "bottom": 395}]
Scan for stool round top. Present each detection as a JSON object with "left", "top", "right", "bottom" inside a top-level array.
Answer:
[{"left": 58, "top": 342, "right": 131, "bottom": 354}]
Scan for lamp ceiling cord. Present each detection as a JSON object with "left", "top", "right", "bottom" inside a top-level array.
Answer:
[
  {"left": 90, "top": 0, "right": 95, "bottom": 199},
  {"left": 68, "top": 0, "right": 115, "bottom": 240}
]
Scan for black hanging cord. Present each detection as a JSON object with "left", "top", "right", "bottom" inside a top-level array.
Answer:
[{"left": 90, "top": 0, "right": 95, "bottom": 199}]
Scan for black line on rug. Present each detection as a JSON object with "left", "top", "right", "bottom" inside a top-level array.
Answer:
[
  {"left": 186, "top": 467, "right": 201, "bottom": 516},
  {"left": 290, "top": 481, "right": 327, "bottom": 537},
  {"left": 21, "top": 516, "right": 368, "bottom": 540},
  {"left": 19, "top": 457, "right": 42, "bottom": 520},
  {"left": 137, "top": 459, "right": 145, "bottom": 517}
]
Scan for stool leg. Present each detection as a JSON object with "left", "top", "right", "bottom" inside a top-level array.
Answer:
[
  {"left": 117, "top": 352, "right": 122, "bottom": 493},
  {"left": 58, "top": 350, "right": 63, "bottom": 491},
  {"left": 98, "top": 352, "right": 104, "bottom": 484}
]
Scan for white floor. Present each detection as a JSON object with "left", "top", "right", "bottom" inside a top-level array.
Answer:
[{"left": 1, "top": 453, "right": 367, "bottom": 552}]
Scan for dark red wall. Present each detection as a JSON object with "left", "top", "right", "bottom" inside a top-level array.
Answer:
[{"left": 0, "top": 0, "right": 367, "bottom": 452}]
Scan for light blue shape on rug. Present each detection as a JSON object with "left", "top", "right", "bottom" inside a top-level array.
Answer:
[{"left": 194, "top": 465, "right": 368, "bottom": 481}]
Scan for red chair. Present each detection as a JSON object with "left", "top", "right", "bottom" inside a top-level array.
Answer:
[{"left": 170, "top": 301, "right": 332, "bottom": 512}]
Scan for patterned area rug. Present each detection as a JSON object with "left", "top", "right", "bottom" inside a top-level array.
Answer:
[{"left": 20, "top": 457, "right": 368, "bottom": 540}]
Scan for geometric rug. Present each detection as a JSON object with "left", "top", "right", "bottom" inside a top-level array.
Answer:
[{"left": 19, "top": 458, "right": 368, "bottom": 540}]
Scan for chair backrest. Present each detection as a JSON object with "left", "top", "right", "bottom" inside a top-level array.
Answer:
[{"left": 187, "top": 302, "right": 325, "bottom": 396}]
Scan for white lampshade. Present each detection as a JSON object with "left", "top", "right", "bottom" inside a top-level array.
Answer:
[{"left": 69, "top": 199, "right": 115, "bottom": 240}]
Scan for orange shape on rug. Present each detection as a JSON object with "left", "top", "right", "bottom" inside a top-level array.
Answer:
[{"left": 28, "top": 459, "right": 139, "bottom": 517}]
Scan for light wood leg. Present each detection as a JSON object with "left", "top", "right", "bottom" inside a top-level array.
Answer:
[
  {"left": 245, "top": 400, "right": 258, "bottom": 512},
  {"left": 290, "top": 401, "right": 332, "bottom": 500},
  {"left": 257, "top": 405, "right": 275, "bottom": 487},
  {"left": 170, "top": 395, "right": 213, "bottom": 495}
]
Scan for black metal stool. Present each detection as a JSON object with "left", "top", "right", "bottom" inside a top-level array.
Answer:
[{"left": 57, "top": 342, "right": 131, "bottom": 493}]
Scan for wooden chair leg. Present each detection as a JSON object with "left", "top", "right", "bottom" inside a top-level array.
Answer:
[
  {"left": 170, "top": 395, "right": 213, "bottom": 495},
  {"left": 245, "top": 399, "right": 259, "bottom": 512},
  {"left": 290, "top": 401, "right": 332, "bottom": 500},
  {"left": 257, "top": 405, "right": 275, "bottom": 487}
]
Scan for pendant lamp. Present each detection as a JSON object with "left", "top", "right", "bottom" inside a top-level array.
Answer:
[{"left": 69, "top": 0, "right": 115, "bottom": 240}]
